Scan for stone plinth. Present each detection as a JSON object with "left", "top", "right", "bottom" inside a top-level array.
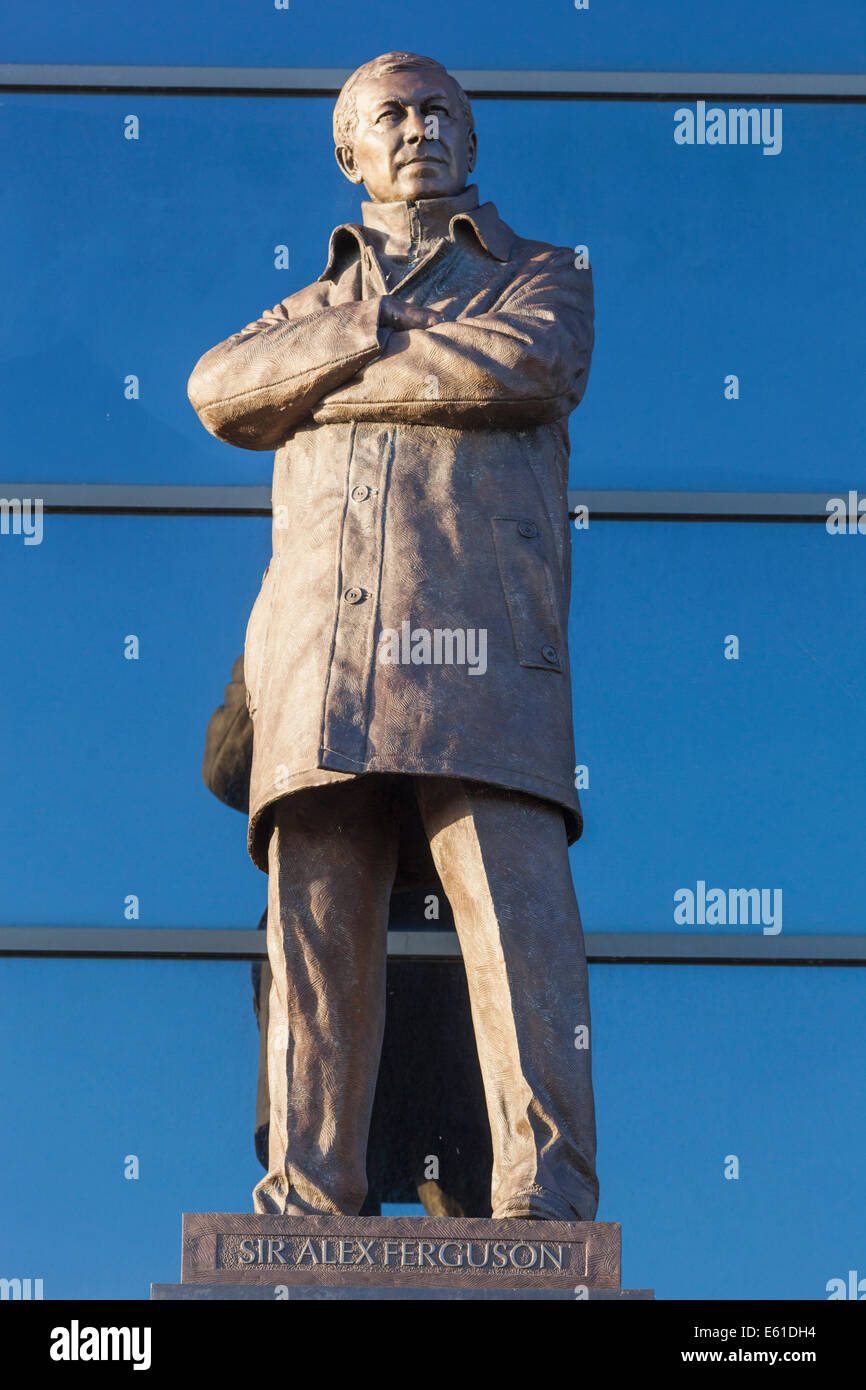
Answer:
[{"left": 151, "top": 1213, "right": 653, "bottom": 1299}]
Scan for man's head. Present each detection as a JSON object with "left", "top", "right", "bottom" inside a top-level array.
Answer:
[{"left": 333, "top": 52, "right": 476, "bottom": 203}]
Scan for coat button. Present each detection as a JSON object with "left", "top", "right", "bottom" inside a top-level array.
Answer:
[
  {"left": 541, "top": 644, "right": 559, "bottom": 665},
  {"left": 351, "top": 485, "right": 370, "bottom": 502},
  {"left": 518, "top": 521, "right": 538, "bottom": 538},
  {"left": 344, "top": 586, "right": 365, "bottom": 604}
]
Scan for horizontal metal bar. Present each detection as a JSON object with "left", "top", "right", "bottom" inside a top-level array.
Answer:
[
  {"left": 586, "top": 933, "right": 866, "bottom": 964},
  {"left": 1, "top": 65, "right": 864, "bottom": 100},
  {"left": 0, "top": 483, "right": 273, "bottom": 516},
  {"left": 0, "top": 483, "right": 850, "bottom": 521},
  {"left": 567, "top": 490, "right": 853, "bottom": 522},
  {"left": 0, "top": 927, "right": 863, "bottom": 964},
  {"left": 0, "top": 927, "right": 457, "bottom": 961}
]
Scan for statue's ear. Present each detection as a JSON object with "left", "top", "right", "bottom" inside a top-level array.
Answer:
[{"left": 335, "top": 145, "right": 364, "bottom": 185}]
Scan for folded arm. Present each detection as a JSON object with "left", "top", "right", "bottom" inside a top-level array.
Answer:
[
  {"left": 311, "top": 249, "right": 594, "bottom": 428},
  {"left": 187, "top": 289, "right": 391, "bottom": 450}
]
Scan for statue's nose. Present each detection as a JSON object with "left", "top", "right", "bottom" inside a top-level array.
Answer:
[{"left": 403, "top": 109, "right": 426, "bottom": 143}]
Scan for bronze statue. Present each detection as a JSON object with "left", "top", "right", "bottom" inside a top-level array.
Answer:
[{"left": 188, "top": 51, "right": 598, "bottom": 1223}]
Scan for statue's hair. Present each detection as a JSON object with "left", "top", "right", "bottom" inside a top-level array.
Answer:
[{"left": 333, "top": 51, "right": 474, "bottom": 152}]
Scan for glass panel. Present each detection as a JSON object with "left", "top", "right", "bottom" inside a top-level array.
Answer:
[
  {"left": 590, "top": 963, "right": 866, "bottom": 1299},
  {"left": 0, "top": 960, "right": 862, "bottom": 1299},
  {"left": 569, "top": 522, "right": 866, "bottom": 935},
  {"left": 1, "top": 0, "right": 864, "bottom": 73},
  {"left": 0, "top": 960, "right": 266, "bottom": 1299},
  {"left": 1, "top": 94, "right": 863, "bottom": 488},
  {"left": 0, "top": 515, "right": 269, "bottom": 928},
  {"left": 1, "top": 516, "right": 862, "bottom": 937}
]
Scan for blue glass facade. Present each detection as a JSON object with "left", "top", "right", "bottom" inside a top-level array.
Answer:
[{"left": 1, "top": 8, "right": 864, "bottom": 1302}]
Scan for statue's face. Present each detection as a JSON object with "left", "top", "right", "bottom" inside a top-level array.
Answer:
[{"left": 337, "top": 67, "right": 476, "bottom": 202}]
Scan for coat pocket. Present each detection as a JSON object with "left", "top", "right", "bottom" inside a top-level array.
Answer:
[
  {"left": 490, "top": 517, "right": 564, "bottom": 672},
  {"left": 244, "top": 555, "right": 281, "bottom": 718}
]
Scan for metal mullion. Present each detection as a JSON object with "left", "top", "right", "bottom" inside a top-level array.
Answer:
[
  {"left": 1, "top": 65, "right": 865, "bottom": 101},
  {"left": 0, "top": 484, "right": 851, "bottom": 521}
]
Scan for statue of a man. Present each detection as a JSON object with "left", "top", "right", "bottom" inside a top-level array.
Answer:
[{"left": 188, "top": 51, "right": 598, "bottom": 1223}]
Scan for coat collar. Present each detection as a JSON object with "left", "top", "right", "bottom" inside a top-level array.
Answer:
[{"left": 317, "top": 184, "right": 513, "bottom": 281}]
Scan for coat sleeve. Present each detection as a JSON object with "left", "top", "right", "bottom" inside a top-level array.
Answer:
[
  {"left": 310, "top": 249, "right": 594, "bottom": 428},
  {"left": 187, "top": 288, "right": 392, "bottom": 450}
]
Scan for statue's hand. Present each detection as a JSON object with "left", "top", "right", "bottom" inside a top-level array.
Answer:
[{"left": 380, "top": 296, "right": 440, "bottom": 332}]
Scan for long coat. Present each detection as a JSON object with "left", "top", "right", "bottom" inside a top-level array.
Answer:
[{"left": 188, "top": 186, "right": 594, "bottom": 874}]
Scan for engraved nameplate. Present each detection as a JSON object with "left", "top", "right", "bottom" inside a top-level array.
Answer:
[{"left": 181, "top": 1215, "right": 621, "bottom": 1289}]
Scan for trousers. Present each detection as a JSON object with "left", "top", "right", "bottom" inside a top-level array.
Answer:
[{"left": 251, "top": 773, "right": 599, "bottom": 1221}]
